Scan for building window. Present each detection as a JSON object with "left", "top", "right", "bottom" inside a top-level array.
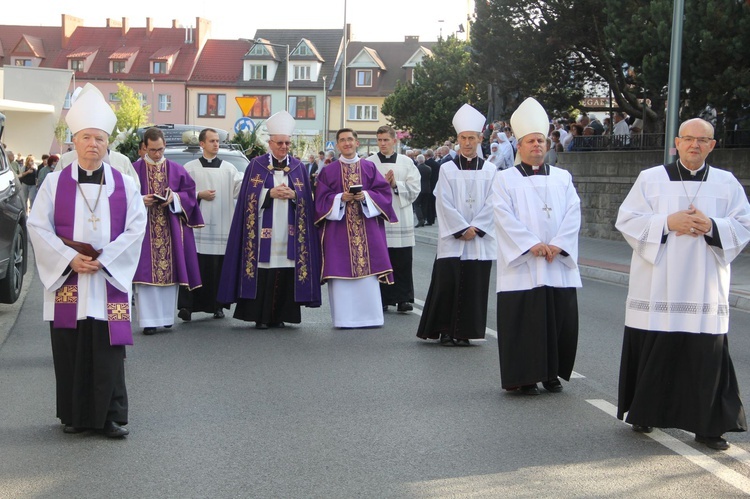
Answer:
[
  {"left": 109, "top": 93, "right": 121, "bottom": 102},
  {"left": 248, "top": 44, "right": 268, "bottom": 56},
  {"left": 356, "top": 70, "right": 372, "bottom": 87},
  {"left": 112, "top": 60, "right": 126, "bottom": 73},
  {"left": 244, "top": 95, "right": 271, "bottom": 118},
  {"left": 137, "top": 93, "right": 147, "bottom": 107},
  {"left": 152, "top": 61, "right": 167, "bottom": 74},
  {"left": 348, "top": 105, "right": 378, "bottom": 121},
  {"left": 159, "top": 94, "right": 172, "bottom": 112},
  {"left": 288, "top": 96, "right": 316, "bottom": 120},
  {"left": 248, "top": 65, "right": 267, "bottom": 80},
  {"left": 70, "top": 59, "right": 84, "bottom": 72},
  {"left": 293, "top": 65, "right": 311, "bottom": 81},
  {"left": 294, "top": 44, "right": 312, "bottom": 56},
  {"left": 15, "top": 59, "right": 32, "bottom": 67},
  {"left": 64, "top": 92, "right": 72, "bottom": 110},
  {"left": 198, "top": 94, "right": 226, "bottom": 118}
]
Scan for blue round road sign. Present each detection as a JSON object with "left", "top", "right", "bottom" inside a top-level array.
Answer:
[{"left": 234, "top": 117, "right": 256, "bottom": 134}]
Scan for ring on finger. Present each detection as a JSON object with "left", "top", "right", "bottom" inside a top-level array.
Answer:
[{"left": 690, "top": 227, "right": 696, "bottom": 233}]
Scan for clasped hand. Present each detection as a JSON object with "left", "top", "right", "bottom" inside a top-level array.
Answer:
[
  {"left": 271, "top": 183, "right": 296, "bottom": 200},
  {"left": 667, "top": 206, "right": 711, "bottom": 237},
  {"left": 529, "top": 242, "right": 563, "bottom": 262},
  {"left": 70, "top": 253, "right": 100, "bottom": 274},
  {"left": 342, "top": 192, "right": 365, "bottom": 202}
]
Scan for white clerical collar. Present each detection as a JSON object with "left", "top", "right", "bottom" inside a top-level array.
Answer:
[
  {"left": 145, "top": 156, "right": 166, "bottom": 167},
  {"left": 678, "top": 160, "right": 706, "bottom": 176},
  {"left": 78, "top": 163, "right": 103, "bottom": 176},
  {"left": 269, "top": 153, "right": 288, "bottom": 163},
  {"left": 339, "top": 155, "right": 360, "bottom": 165}
]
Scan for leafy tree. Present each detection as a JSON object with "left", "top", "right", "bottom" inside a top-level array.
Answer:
[
  {"left": 472, "top": 0, "right": 750, "bottom": 134},
  {"left": 381, "top": 36, "right": 485, "bottom": 146},
  {"left": 112, "top": 82, "right": 150, "bottom": 135}
]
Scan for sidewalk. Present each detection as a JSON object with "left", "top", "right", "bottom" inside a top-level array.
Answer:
[{"left": 414, "top": 223, "right": 750, "bottom": 312}]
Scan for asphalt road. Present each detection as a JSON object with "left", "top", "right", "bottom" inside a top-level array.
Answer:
[{"left": 2, "top": 243, "right": 750, "bottom": 498}]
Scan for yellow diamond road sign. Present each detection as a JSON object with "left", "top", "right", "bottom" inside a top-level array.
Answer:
[{"left": 235, "top": 96, "right": 258, "bottom": 117}]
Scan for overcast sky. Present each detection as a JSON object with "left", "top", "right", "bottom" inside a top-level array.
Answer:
[{"left": 10, "top": 0, "right": 475, "bottom": 42}]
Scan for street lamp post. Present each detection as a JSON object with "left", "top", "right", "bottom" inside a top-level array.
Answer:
[
  {"left": 322, "top": 75, "right": 328, "bottom": 143},
  {"left": 254, "top": 39, "right": 290, "bottom": 112}
]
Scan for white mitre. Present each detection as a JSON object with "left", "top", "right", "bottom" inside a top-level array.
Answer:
[
  {"left": 266, "top": 110, "right": 296, "bottom": 136},
  {"left": 452, "top": 104, "right": 486, "bottom": 134},
  {"left": 66, "top": 84, "right": 117, "bottom": 135},
  {"left": 510, "top": 97, "right": 549, "bottom": 164}
]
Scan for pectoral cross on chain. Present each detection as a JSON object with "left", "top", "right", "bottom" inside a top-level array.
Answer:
[
  {"left": 542, "top": 204, "right": 552, "bottom": 218},
  {"left": 88, "top": 213, "right": 100, "bottom": 230},
  {"left": 466, "top": 194, "right": 475, "bottom": 205}
]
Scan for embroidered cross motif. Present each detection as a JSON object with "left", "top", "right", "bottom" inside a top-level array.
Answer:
[
  {"left": 293, "top": 178, "right": 304, "bottom": 191},
  {"left": 107, "top": 303, "right": 131, "bottom": 321},
  {"left": 261, "top": 228, "right": 273, "bottom": 238},
  {"left": 55, "top": 285, "right": 78, "bottom": 303},
  {"left": 251, "top": 174, "right": 264, "bottom": 187}
]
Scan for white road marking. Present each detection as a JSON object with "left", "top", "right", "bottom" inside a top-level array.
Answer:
[{"left": 587, "top": 399, "right": 750, "bottom": 495}]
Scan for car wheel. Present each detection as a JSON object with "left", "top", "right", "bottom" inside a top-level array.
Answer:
[{"left": 0, "top": 224, "right": 25, "bottom": 304}]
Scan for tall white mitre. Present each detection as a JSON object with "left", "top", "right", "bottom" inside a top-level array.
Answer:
[
  {"left": 452, "top": 104, "right": 486, "bottom": 134},
  {"left": 265, "top": 110, "right": 296, "bottom": 136},
  {"left": 65, "top": 83, "right": 117, "bottom": 135},
  {"left": 510, "top": 97, "right": 549, "bottom": 165}
]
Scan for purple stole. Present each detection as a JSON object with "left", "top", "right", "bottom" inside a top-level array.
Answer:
[
  {"left": 53, "top": 166, "right": 133, "bottom": 346},
  {"left": 259, "top": 163, "right": 297, "bottom": 264}
]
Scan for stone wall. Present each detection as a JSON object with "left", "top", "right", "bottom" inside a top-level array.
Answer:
[{"left": 556, "top": 149, "right": 750, "bottom": 241}]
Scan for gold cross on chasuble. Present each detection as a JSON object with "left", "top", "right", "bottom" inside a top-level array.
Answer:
[{"left": 250, "top": 174, "right": 264, "bottom": 187}]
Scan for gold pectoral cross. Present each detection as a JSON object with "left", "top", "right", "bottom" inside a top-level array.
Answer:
[
  {"left": 250, "top": 174, "right": 264, "bottom": 187},
  {"left": 88, "top": 212, "right": 100, "bottom": 230}
]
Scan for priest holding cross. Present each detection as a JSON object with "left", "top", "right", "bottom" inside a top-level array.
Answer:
[
  {"left": 28, "top": 86, "right": 147, "bottom": 437},
  {"left": 492, "top": 97, "right": 582, "bottom": 396}
]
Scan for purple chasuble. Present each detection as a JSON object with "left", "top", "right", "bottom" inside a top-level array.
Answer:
[
  {"left": 132, "top": 158, "right": 203, "bottom": 289},
  {"left": 314, "top": 159, "right": 397, "bottom": 283},
  {"left": 218, "top": 154, "right": 322, "bottom": 307},
  {"left": 54, "top": 165, "right": 133, "bottom": 346}
]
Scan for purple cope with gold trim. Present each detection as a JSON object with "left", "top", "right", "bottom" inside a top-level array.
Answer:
[{"left": 218, "top": 154, "right": 322, "bottom": 307}]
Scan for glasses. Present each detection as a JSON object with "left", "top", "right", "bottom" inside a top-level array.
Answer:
[
  {"left": 270, "top": 140, "right": 292, "bottom": 147},
  {"left": 678, "top": 136, "right": 713, "bottom": 145},
  {"left": 147, "top": 147, "right": 165, "bottom": 154}
]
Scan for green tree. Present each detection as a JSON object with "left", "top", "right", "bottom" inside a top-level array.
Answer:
[
  {"left": 112, "top": 82, "right": 151, "bottom": 134},
  {"left": 381, "top": 36, "right": 485, "bottom": 146},
  {"left": 472, "top": 0, "right": 750, "bottom": 134}
]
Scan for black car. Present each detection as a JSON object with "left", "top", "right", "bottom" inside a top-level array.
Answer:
[{"left": 0, "top": 113, "right": 28, "bottom": 303}]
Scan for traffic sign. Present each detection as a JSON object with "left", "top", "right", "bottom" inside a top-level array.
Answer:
[
  {"left": 235, "top": 96, "right": 258, "bottom": 117},
  {"left": 325, "top": 141, "right": 335, "bottom": 151},
  {"left": 234, "top": 117, "right": 256, "bottom": 134}
]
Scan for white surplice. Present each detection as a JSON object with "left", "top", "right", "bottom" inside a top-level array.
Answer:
[
  {"left": 434, "top": 159, "right": 497, "bottom": 260},
  {"left": 184, "top": 158, "right": 242, "bottom": 255},
  {"left": 368, "top": 153, "right": 421, "bottom": 248},
  {"left": 28, "top": 163, "right": 147, "bottom": 321},
  {"left": 492, "top": 165, "right": 582, "bottom": 292},
  {"left": 258, "top": 170, "right": 296, "bottom": 269},
  {"left": 616, "top": 165, "right": 750, "bottom": 334}
]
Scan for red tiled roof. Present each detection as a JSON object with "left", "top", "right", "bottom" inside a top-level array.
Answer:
[
  {"left": 150, "top": 47, "right": 180, "bottom": 60},
  {"left": 19, "top": 35, "right": 46, "bottom": 58},
  {"left": 190, "top": 39, "right": 251, "bottom": 85},
  {"left": 51, "top": 26, "right": 202, "bottom": 81},
  {"left": 109, "top": 47, "right": 139, "bottom": 59},
  {"left": 0, "top": 26, "right": 62, "bottom": 66},
  {"left": 66, "top": 46, "right": 99, "bottom": 58}
]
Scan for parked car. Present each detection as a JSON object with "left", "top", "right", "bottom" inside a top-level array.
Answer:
[
  {"left": 0, "top": 113, "right": 28, "bottom": 303},
  {"left": 138, "top": 124, "right": 250, "bottom": 173}
]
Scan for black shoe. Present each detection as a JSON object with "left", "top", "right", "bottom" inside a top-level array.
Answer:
[
  {"left": 103, "top": 421, "right": 129, "bottom": 438},
  {"left": 383, "top": 305, "right": 389, "bottom": 312},
  {"left": 520, "top": 384, "right": 540, "bottom": 395},
  {"left": 440, "top": 334, "right": 454, "bottom": 345},
  {"left": 415, "top": 222, "right": 425, "bottom": 228},
  {"left": 397, "top": 302, "right": 413, "bottom": 312},
  {"left": 63, "top": 425, "right": 86, "bottom": 434},
  {"left": 452, "top": 338, "right": 470, "bottom": 346},
  {"left": 178, "top": 308, "right": 192, "bottom": 322},
  {"left": 143, "top": 327, "right": 156, "bottom": 335},
  {"left": 213, "top": 310, "right": 225, "bottom": 319},
  {"left": 163, "top": 324, "right": 172, "bottom": 329},
  {"left": 255, "top": 322, "right": 268, "bottom": 330},
  {"left": 631, "top": 424, "right": 653, "bottom": 434},
  {"left": 695, "top": 434, "right": 730, "bottom": 450},
  {"left": 269, "top": 322, "right": 285, "bottom": 328},
  {"left": 542, "top": 378, "right": 563, "bottom": 393},
  {"left": 425, "top": 222, "right": 433, "bottom": 226}
]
